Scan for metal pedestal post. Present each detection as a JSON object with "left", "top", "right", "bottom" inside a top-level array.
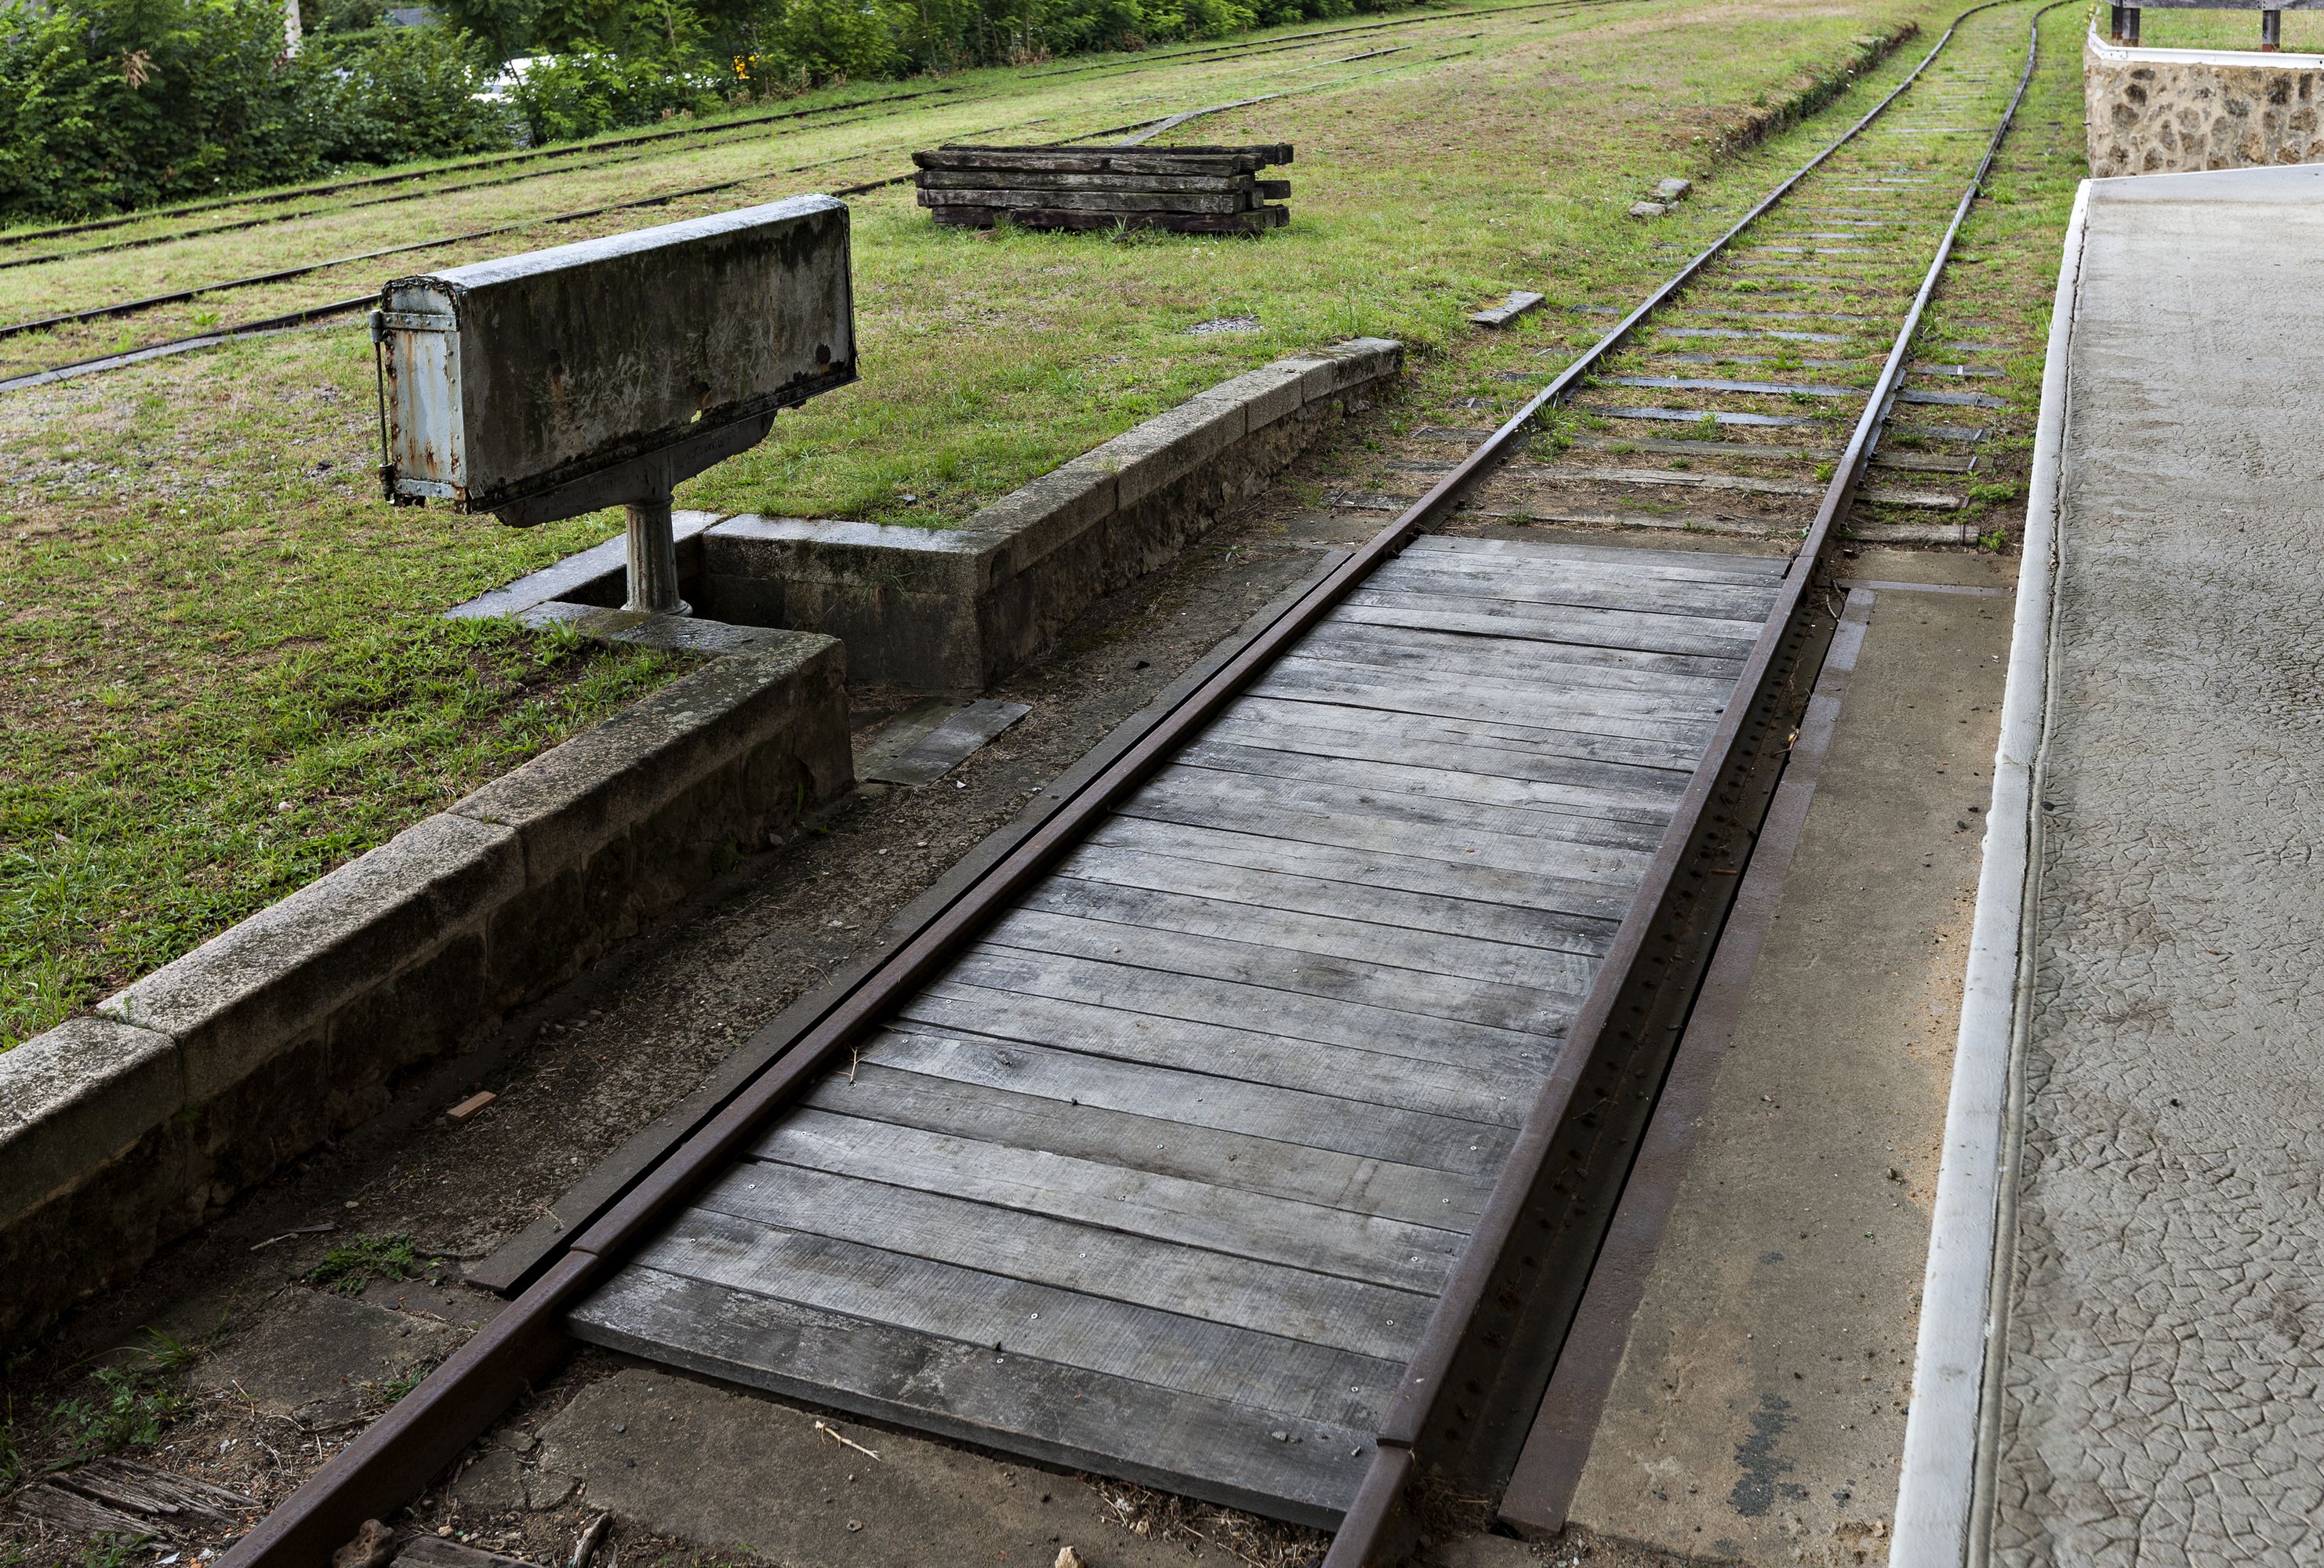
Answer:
[
  {"left": 2123, "top": 5, "right": 2139, "bottom": 43},
  {"left": 2262, "top": 9, "right": 2281, "bottom": 49},
  {"left": 2111, "top": 3, "right": 2125, "bottom": 39},
  {"left": 623, "top": 490, "right": 691, "bottom": 615}
]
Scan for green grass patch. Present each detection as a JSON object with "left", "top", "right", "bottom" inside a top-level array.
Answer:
[{"left": 305, "top": 1232, "right": 444, "bottom": 1295}]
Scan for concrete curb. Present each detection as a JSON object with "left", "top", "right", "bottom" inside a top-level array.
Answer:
[
  {"left": 460, "top": 339, "right": 1403, "bottom": 688},
  {"left": 0, "top": 634, "right": 851, "bottom": 1346},
  {"left": 1888, "top": 177, "right": 2090, "bottom": 1568}
]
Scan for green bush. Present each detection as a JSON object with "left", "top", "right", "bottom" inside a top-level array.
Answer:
[
  {"left": 0, "top": 0, "right": 507, "bottom": 225},
  {"left": 506, "top": 49, "right": 724, "bottom": 143}
]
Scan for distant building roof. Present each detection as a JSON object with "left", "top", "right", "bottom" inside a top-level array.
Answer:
[{"left": 385, "top": 6, "right": 436, "bottom": 25}]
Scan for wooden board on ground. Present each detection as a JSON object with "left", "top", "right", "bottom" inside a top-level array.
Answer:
[
  {"left": 916, "top": 142, "right": 1294, "bottom": 234},
  {"left": 568, "top": 535, "right": 1785, "bottom": 1526}
]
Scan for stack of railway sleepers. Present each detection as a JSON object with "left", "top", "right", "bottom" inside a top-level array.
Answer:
[{"left": 913, "top": 143, "right": 1293, "bottom": 234}]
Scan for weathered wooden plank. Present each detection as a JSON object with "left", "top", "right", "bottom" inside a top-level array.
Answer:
[
  {"left": 1333, "top": 590, "right": 1763, "bottom": 660},
  {"left": 1128, "top": 764, "right": 1664, "bottom": 864},
  {"left": 917, "top": 187, "right": 1252, "bottom": 215},
  {"left": 932, "top": 205, "right": 1286, "bottom": 234},
  {"left": 688, "top": 1162, "right": 1433, "bottom": 1360},
  {"left": 917, "top": 169, "right": 1255, "bottom": 194},
  {"left": 1599, "top": 375, "right": 1854, "bottom": 397},
  {"left": 1080, "top": 814, "right": 1633, "bottom": 927},
  {"left": 1261, "top": 652, "right": 1725, "bottom": 734},
  {"left": 1288, "top": 619, "right": 1741, "bottom": 698},
  {"left": 939, "top": 946, "right": 1559, "bottom": 1080},
  {"left": 904, "top": 975, "right": 1545, "bottom": 1125},
  {"left": 1571, "top": 403, "right": 1820, "bottom": 429},
  {"left": 801, "top": 1059, "right": 1491, "bottom": 1226},
  {"left": 919, "top": 143, "right": 1291, "bottom": 171},
  {"left": 906, "top": 971, "right": 1543, "bottom": 1129},
  {"left": 1199, "top": 701, "right": 1691, "bottom": 805},
  {"left": 566, "top": 1265, "right": 1373, "bottom": 1526},
  {"left": 1115, "top": 772, "right": 1654, "bottom": 900},
  {"left": 1370, "top": 551, "right": 1781, "bottom": 619},
  {"left": 1246, "top": 661, "right": 1721, "bottom": 750},
  {"left": 623, "top": 1210, "right": 1399, "bottom": 1424},
  {"left": 1400, "top": 533, "right": 1788, "bottom": 582},
  {"left": 1019, "top": 875, "right": 1600, "bottom": 995},
  {"left": 1222, "top": 691, "right": 1710, "bottom": 774},
  {"left": 1055, "top": 839, "right": 1618, "bottom": 956},
  {"left": 855, "top": 1025, "right": 1512, "bottom": 1179},
  {"left": 982, "top": 908, "right": 1581, "bottom": 1036},
  {"left": 753, "top": 1108, "right": 1467, "bottom": 1291},
  {"left": 1360, "top": 555, "right": 1776, "bottom": 630},
  {"left": 1174, "top": 738, "right": 1676, "bottom": 831}
]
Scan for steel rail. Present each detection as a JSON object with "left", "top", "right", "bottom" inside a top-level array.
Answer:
[
  {"left": 1323, "top": 0, "right": 2053, "bottom": 1558},
  {"left": 209, "top": 18, "right": 1991, "bottom": 1565}
]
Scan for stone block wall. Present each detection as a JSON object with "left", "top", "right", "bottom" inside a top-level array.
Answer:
[{"left": 2087, "top": 29, "right": 2324, "bottom": 176}]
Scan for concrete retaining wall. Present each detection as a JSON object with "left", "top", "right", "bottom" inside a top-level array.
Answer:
[
  {"left": 0, "top": 633, "right": 849, "bottom": 1345},
  {"left": 463, "top": 339, "right": 1403, "bottom": 688},
  {"left": 2086, "top": 28, "right": 2324, "bottom": 176}
]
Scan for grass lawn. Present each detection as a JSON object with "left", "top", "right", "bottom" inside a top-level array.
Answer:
[{"left": 2, "top": 0, "right": 1992, "bottom": 1048}]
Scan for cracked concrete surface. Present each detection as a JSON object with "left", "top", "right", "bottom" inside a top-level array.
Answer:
[{"left": 1989, "top": 165, "right": 2324, "bottom": 1565}]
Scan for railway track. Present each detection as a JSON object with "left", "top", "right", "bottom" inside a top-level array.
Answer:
[{"left": 187, "top": 3, "right": 2047, "bottom": 1562}]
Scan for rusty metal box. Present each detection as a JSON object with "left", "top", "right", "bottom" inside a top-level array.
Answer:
[{"left": 378, "top": 194, "right": 855, "bottom": 516}]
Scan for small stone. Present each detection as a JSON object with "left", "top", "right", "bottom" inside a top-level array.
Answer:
[
  {"left": 1657, "top": 177, "right": 1693, "bottom": 201},
  {"left": 1629, "top": 200, "right": 1669, "bottom": 218},
  {"left": 1271, "top": 1431, "right": 1290, "bottom": 1442}
]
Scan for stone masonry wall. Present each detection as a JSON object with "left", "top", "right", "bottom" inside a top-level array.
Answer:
[{"left": 2087, "top": 31, "right": 2324, "bottom": 176}]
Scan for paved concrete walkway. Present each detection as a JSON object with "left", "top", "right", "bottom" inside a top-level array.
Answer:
[{"left": 1989, "top": 165, "right": 2324, "bottom": 1564}]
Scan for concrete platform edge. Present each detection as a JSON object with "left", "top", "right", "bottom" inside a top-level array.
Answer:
[
  {"left": 0, "top": 638, "right": 853, "bottom": 1347},
  {"left": 453, "top": 340, "right": 1403, "bottom": 689},
  {"left": 1888, "top": 177, "right": 2090, "bottom": 1568}
]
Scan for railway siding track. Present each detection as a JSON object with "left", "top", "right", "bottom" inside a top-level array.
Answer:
[
  {"left": 1346, "top": 23, "right": 2035, "bottom": 550},
  {"left": 181, "top": 5, "right": 2048, "bottom": 1563}
]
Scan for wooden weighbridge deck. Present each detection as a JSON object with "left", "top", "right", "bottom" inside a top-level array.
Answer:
[{"left": 567, "top": 532, "right": 1788, "bottom": 1525}]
